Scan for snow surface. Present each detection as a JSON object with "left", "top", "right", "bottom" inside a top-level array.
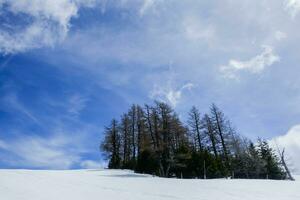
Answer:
[{"left": 0, "top": 169, "right": 299, "bottom": 200}]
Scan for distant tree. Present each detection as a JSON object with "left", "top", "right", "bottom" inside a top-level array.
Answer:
[
  {"left": 188, "top": 106, "right": 204, "bottom": 151},
  {"left": 120, "top": 114, "right": 131, "bottom": 168},
  {"left": 156, "top": 102, "right": 174, "bottom": 177},
  {"left": 129, "top": 105, "right": 137, "bottom": 161},
  {"left": 136, "top": 149, "right": 158, "bottom": 175},
  {"left": 101, "top": 119, "right": 121, "bottom": 169},
  {"left": 145, "top": 104, "right": 157, "bottom": 149},
  {"left": 257, "top": 139, "right": 285, "bottom": 179},
  {"left": 210, "top": 104, "right": 230, "bottom": 170},
  {"left": 203, "top": 114, "right": 218, "bottom": 158},
  {"left": 172, "top": 145, "right": 191, "bottom": 178}
]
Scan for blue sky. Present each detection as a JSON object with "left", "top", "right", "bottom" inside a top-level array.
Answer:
[{"left": 1, "top": 0, "right": 300, "bottom": 171}]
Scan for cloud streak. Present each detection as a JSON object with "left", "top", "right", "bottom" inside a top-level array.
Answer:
[
  {"left": 220, "top": 45, "right": 280, "bottom": 79},
  {"left": 68, "top": 94, "right": 88, "bottom": 117},
  {"left": 2, "top": 93, "right": 39, "bottom": 123}
]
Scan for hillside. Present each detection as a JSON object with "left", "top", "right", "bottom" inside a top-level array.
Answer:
[{"left": 0, "top": 169, "right": 299, "bottom": 200}]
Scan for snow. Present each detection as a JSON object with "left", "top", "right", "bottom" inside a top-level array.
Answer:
[{"left": 0, "top": 169, "right": 299, "bottom": 200}]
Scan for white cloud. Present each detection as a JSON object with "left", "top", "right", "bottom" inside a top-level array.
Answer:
[
  {"left": 0, "top": 134, "right": 78, "bottom": 169},
  {"left": 0, "top": 132, "right": 89, "bottom": 169},
  {"left": 271, "top": 124, "right": 300, "bottom": 174},
  {"left": 0, "top": 0, "right": 97, "bottom": 54},
  {"left": 150, "top": 82, "right": 194, "bottom": 107},
  {"left": 7, "top": 0, "right": 77, "bottom": 27},
  {"left": 220, "top": 45, "right": 280, "bottom": 79},
  {"left": 285, "top": 0, "right": 300, "bottom": 17}
]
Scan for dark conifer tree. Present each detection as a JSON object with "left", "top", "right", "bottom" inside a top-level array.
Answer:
[
  {"left": 120, "top": 114, "right": 131, "bottom": 168},
  {"left": 101, "top": 119, "right": 121, "bottom": 169},
  {"left": 258, "top": 139, "right": 284, "bottom": 179}
]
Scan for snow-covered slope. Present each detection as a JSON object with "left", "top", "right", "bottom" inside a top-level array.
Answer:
[{"left": 0, "top": 169, "right": 299, "bottom": 200}]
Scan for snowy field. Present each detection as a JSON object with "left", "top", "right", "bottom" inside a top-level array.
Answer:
[{"left": 0, "top": 169, "right": 299, "bottom": 200}]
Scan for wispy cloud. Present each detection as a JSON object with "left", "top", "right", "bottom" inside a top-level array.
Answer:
[
  {"left": 0, "top": 128, "right": 95, "bottom": 169},
  {"left": 220, "top": 45, "right": 280, "bottom": 79},
  {"left": 0, "top": 89, "right": 99, "bottom": 169},
  {"left": 150, "top": 82, "right": 194, "bottom": 108},
  {"left": 0, "top": 0, "right": 98, "bottom": 54},
  {"left": 0, "top": 134, "right": 78, "bottom": 169},
  {"left": 68, "top": 94, "right": 88, "bottom": 117},
  {"left": 2, "top": 93, "right": 39, "bottom": 123},
  {"left": 285, "top": 0, "right": 300, "bottom": 18}
]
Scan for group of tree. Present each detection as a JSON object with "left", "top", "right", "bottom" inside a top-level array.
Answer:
[{"left": 101, "top": 101, "right": 291, "bottom": 180}]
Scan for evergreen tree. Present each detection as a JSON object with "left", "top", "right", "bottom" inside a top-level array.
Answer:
[
  {"left": 101, "top": 119, "right": 121, "bottom": 169},
  {"left": 257, "top": 139, "right": 285, "bottom": 180},
  {"left": 120, "top": 114, "right": 131, "bottom": 168}
]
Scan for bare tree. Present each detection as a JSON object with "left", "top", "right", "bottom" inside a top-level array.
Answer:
[
  {"left": 188, "top": 106, "right": 203, "bottom": 151},
  {"left": 210, "top": 104, "right": 229, "bottom": 164},
  {"left": 145, "top": 104, "right": 157, "bottom": 149},
  {"left": 203, "top": 114, "right": 218, "bottom": 158},
  {"left": 275, "top": 143, "right": 295, "bottom": 181}
]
